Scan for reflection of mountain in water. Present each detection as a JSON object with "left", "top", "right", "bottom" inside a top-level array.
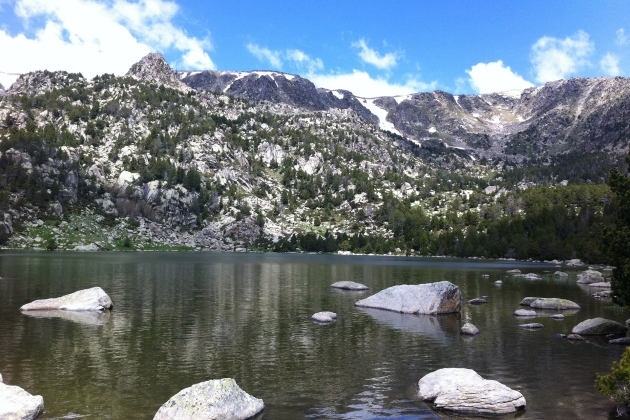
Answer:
[
  {"left": 357, "top": 308, "right": 460, "bottom": 342},
  {"left": 21, "top": 310, "right": 112, "bottom": 326}
]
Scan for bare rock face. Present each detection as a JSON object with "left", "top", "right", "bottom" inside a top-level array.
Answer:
[
  {"left": 153, "top": 378, "right": 264, "bottom": 420},
  {"left": 331, "top": 281, "right": 369, "bottom": 290},
  {"left": 127, "top": 53, "right": 190, "bottom": 92},
  {"left": 0, "top": 378, "right": 44, "bottom": 420},
  {"left": 354, "top": 281, "right": 462, "bottom": 314},
  {"left": 418, "top": 368, "right": 526, "bottom": 415},
  {"left": 20, "top": 287, "right": 112, "bottom": 312},
  {"left": 572, "top": 318, "right": 628, "bottom": 335},
  {"left": 529, "top": 298, "right": 581, "bottom": 310},
  {"left": 224, "top": 218, "right": 261, "bottom": 244},
  {"left": 576, "top": 269, "right": 604, "bottom": 284}
]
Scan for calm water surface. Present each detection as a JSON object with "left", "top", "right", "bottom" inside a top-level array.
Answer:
[{"left": 0, "top": 251, "right": 626, "bottom": 419}]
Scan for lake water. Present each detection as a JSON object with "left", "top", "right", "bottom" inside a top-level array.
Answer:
[{"left": 0, "top": 251, "right": 626, "bottom": 419}]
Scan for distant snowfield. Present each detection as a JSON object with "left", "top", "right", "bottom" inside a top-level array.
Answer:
[
  {"left": 359, "top": 98, "right": 402, "bottom": 136},
  {"left": 332, "top": 90, "right": 344, "bottom": 99},
  {"left": 0, "top": 72, "right": 20, "bottom": 89}
]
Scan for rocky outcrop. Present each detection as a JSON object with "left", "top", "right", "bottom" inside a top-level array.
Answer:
[
  {"left": 460, "top": 323, "right": 480, "bottom": 335},
  {"left": 20, "top": 287, "right": 112, "bottom": 312},
  {"left": 572, "top": 318, "right": 628, "bottom": 335},
  {"left": 224, "top": 218, "right": 261, "bottom": 244},
  {"left": 354, "top": 281, "right": 462, "bottom": 314},
  {"left": 311, "top": 311, "right": 337, "bottom": 323},
  {"left": 0, "top": 376, "right": 44, "bottom": 420},
  {"left": 330, "top": 281, "right": 368, "bottom": 290},
  {"left": 576, "top": 270, "right": 604, "bottom": 284},
  {"left": 417, "top": 368, "right": 526, "bottom": 415},
  {"left": 153, "top": 378, "right": 264, "bottom": 420},
  {"left": 529, "top": 298, "right": 581, "bottom": 310},
  {"left": 127, "top": 53, "right": 190, "bottom": 92}
]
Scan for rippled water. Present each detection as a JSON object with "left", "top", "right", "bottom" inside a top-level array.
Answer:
[{"left": 0, "top": 251, "right": 626, "bottom": 419}]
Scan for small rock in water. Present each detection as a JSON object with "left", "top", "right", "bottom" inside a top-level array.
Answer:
[
  {"left": 514, "top": 309, "right": 537, "bottom": 317},
  {"left": 626, "top": 319, "right": 630, "bottom": 327},
  {"left": 153, "top": 378, "right": 264, "bottom": 420},
  {"left": 518, "top": 323, "right": 544, "bottom": 329},
  {"left": 529, "top": 298, "right": 580, "bottom": 310},
  {"left": 588, "top": 282, "right": 611, "bottom": 289},
  {"left": 609, "top": 337, "right": 630, "bottom": 345},
  {"left": 592, "top": 290, "right": 612, "bottom": 299},
  {"left": 481, "top": 274, "right": 490, "bottom": 278},
  {"left": 330, "top": 281, "right": 369, "bottom": 290},
  {"left": 506, "top": 269, "right": 521, "bottom": 274},
  {"left": 572, "top": 318, "right": 628, "bottom": 335},
  {"left": 417, "top": 368, "right": 526, "bottom": 414},
  {"left": 467, "top": 298, "right": 487, "bottom": 305},
  {"left": 481, "top": 295, "right": 489, "bottom": 299},
  {"left": 554, "top": 271, "right": 569, "bottom": 277},
  {"left": 566, "top": 334, "right": 585, "bottom": 341},
  {"left": 576, "top": 269, "right": 604, "bottom": 284},
  {"left": 494, "top": 280, "right": 503, "bottom": 285},
  {"left": 460, "top": 323, "right": 480, "bottom": 335},
  {"left": 551, "top": 314, "right": 565, "bottom": 320},
  {"left": 311, "top": 311, "right": 337, "bottom": 323},
  {"left": 0, "top": 378, "right": 44, "bottom": 420},
  {"left": 519, "top": 297, "right": 542, "bottom": 306},
  {"left": 20, "top": 287, "right": 113, "bottom": 312}
]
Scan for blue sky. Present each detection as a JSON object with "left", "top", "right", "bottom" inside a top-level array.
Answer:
[{"left": 1, "top": 0, "right": 629, "bottom": 97}]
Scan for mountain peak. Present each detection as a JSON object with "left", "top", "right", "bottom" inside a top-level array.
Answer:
[{"left": 126, "top": 53, "right": 190, "bottom": 92}]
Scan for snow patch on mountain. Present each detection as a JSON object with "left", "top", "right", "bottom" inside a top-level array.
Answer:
[{"left": 360, "top": 98, "right": 402, "bottom": 136}]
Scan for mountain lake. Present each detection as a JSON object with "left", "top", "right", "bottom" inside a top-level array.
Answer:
[{"left": 0, "top": 251, "right": 626, "bottom": 419}]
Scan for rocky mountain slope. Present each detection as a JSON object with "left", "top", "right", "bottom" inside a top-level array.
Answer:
[{"left": 0, "top": 53, "right": 625, "bottom": 259}]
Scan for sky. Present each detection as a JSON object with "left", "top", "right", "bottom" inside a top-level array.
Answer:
[{"left": 1, "top": 0, "right": 630, "bottom": 97}]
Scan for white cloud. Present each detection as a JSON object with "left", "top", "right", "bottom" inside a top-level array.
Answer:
[
  {"left": 246, "top": 43, "right": 283, "bottom": 69},
  {"left": 617, "top": 28, "right": 628, "bottom": 46},
  {"left": 307, "top": 70, "right": 436, "bottom": 98},
  {"left": 600, "top": 53, "right": 621, "bottom": 76},
  {"left": 352, "top": 39, "right": 398, "bottom": 70},
  {"left": 286, "top": 49, "right": 323, "bottom": 73},
  {"left": 466, "top": 60, "right": 534, "bottom": 94},
  {"left": 0, "top": 0, "right": 215, "bottom": 79},
  {"left": 530, "top": 30, "right": 594, "bottom": 83},
  {"left": 246, "top": 44, "right": 324, "bottom": 74}
]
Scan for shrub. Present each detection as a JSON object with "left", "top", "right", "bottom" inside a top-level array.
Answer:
[{"left": 596, "top": 347, "right": 630, "bottom": 415}]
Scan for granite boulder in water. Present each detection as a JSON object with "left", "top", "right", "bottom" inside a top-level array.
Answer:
[
  {"left": 330, "top": 281, "right": 369, "bottom": 290},
  {"left": 576, "top": 270, "right": 604, "bottom": 284},
  {"left": 571, "top": 318, "right": 628, "bottom": 335},
  {"left": 153, "top": 378, "right": 264, "bottom": 420},
  {"left": 354, "top": 281, "right": 462, "bottom": 314},
  {"left": 418, "top": 368, "right": 526, "bottom": 415},
  {"left": 20, "top": 287, "right": 112, "bottom": 312},
  {"left": 0, "top": 375, "right": 44, "bottom": 420},
  {"left": 529, "top": 298, "right": 580, "bottom": 310},
  {"left": 311, "top": 311, "right": 337, "bottom": 323}
]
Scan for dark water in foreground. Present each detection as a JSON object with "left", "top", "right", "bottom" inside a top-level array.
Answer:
[{"left": 0, "top": 251, "right": 626, "bottom": 419}]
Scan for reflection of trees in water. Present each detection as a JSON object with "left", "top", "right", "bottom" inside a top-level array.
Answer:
[{"left": 0, "top": 253, "right": 625, "bottom": 418}]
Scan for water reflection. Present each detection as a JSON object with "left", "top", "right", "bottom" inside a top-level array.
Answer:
[
  {"left": 357, "top": 308, "right": 460, "bottom": 342},
  {"left": 20, "top": 310, "right": 112, "bottom": 326}
]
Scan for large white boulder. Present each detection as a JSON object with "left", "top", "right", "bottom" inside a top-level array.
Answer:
[
  {"left": 418, "top": 368, "right": 526, "bottom": 415},
  {"left": 20, "top": 287, "right": 112, "bottom": 312},
  {"left": 0, "top": 379, "right": 44, "bottom": 420},
  {"left": 576, "top": 269, "right": 604, "bottom": 284},
  {"left": 354, "top": 281, "right": 462, "bottom": 314},
  {"left": 153, "top": 378, "right": 264, "bottom": 420}
]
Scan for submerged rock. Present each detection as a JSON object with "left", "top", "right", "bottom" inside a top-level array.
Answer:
[
  {"left": 514, "top": 309, "right": 537, "bottom": 317},
  {"left": 330, "top": 281, "right": 368, "bottom": 290},
  {"left": 588, "top": 282, "right": 611, "bottom": 289},
  {"left": 0, "top": 378, "right": 44, "bottom": 420},
  {"left": 153, "top": 378, "right": 264, "bottom": 420},
  {"left": 592, "top": 290, "right": 612, "bottom": 299},
  {"left": 460, "top": 323, "right": 480, "bottom": 335},
  {"left": 467, "top": 298, "right": 487, "bottom": 305},
  {"left": 354, "top": 281, "right": 462, "bottom": 314},
  {"left": 576, "top": 270, "right": 604, "bottom": 284},
  {"left": 551, "top": 314, "right": 565, "bottom": 320},
  {"left": 20, "top": 287, "right": 112, "bottom": 312},
  {"left": 518, "top": 323, "right": 544, "bottom": 329},
  {"left": 572, "top": 318, "right": 628, "bottom": 335},
  {"left": 417, "top": 368, "right": 526, "bottom": 415},
  {"left": 519, "top": 297, "right": 541, "bottom": 306},
  {"left": 554, "top": 271, "right": 569, "bottom": 277},
  {"left": 311, "top": 311, "right": 337, "bottom": 323},
  {"left": 529, "top": 298, "right": 580, "bottom": 310}
]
